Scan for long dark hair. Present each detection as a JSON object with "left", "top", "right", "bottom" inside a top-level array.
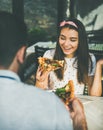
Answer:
[{"left": 53, "top": 18, "right": 92, "bottom": 84}]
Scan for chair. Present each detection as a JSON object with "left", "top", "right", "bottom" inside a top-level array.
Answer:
[
  {"left": 34, "top": 45, "right": 50, "bottom": 58},
  {"left": 19, "top": 53, "right": 38, "bottom": 84}
]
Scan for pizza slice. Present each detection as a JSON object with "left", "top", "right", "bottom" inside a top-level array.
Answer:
[
  {"left": 55, "top": 80, "right": 75, "bottom": 105},
  {"left": 38, "top": 57, "right": 64, "bottom": 71}
]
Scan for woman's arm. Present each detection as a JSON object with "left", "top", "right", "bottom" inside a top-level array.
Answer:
[
  {"left": 35, "top": 49, "right": 55, "bottom": 89},
  {"left": 89, "top": 59, "right": 103, "bottom": 96}
]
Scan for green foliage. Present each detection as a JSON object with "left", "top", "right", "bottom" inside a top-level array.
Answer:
[{"left": 28, "top": 27, "right": 48, "bottom": 45}]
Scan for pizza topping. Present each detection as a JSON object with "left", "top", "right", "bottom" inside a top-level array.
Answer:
[
  {"left": 55, "top": 80, "right": 75, "bottom": 105},
  {"left": 38, "top": 57, "right": 64, "bottom": 71}
]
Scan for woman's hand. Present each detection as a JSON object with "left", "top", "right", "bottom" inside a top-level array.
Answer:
[
  {"left": 90, "top": 58, "right": 103, "bottom": 96},
  {"left": 35, "top": 66, "right": 50, "bottom": 89}
]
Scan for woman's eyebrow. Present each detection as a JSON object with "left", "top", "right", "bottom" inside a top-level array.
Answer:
[
  {"left": 60, "top": 34, "right": 78, "bottom": 40},
  {"left": 59, "top": 34, "right": 65, "bottom": 37}
]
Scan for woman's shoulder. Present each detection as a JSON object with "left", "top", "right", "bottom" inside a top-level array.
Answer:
[
  {"left": 43, "top": 49, "right": 55, "bottom": 59},
  {"left": 89, "top": 53, "right": 96, "bottom": 61},
  {"left": 89, "top": 52, "right": 95, "bottom": 57}
]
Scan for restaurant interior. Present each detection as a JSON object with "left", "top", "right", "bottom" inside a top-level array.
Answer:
[
  {"left": 0, "top": 1, "right": 103, "bottom": 129},
  {"left": 7, "top": 0, "right": 103, "bottom": 94},
  {"left": 1, "top": 0, "right": 103, "bottom": 93}
]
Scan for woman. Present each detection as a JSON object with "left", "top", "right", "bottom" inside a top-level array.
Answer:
[{"left": 36, "top": 18, "right": 102, "bottom": 96}]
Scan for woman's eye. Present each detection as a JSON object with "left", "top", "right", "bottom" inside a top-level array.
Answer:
[
  {"left": 71, "top": 39, "right": 76, "bottom": 42},
  {"left": 70, "top": 38, "right": 77, "bottom": 42},
  {"left": 60, "top": 36, "right": 65, "bottom": 40}
]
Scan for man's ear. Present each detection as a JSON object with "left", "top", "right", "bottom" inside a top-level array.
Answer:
[{"left": 17, "top": 46, "right": 27, "bottom": 64}]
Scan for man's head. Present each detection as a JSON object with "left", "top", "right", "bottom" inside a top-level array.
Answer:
[{"left": 0, "top": 11, "right": 28, "bottom": 69}]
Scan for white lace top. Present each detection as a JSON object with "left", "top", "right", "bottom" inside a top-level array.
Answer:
[{"left": 43, "top": 49, "right": 96, "bottom": 95}]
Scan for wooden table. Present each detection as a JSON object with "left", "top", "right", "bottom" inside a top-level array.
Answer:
[{"left": 78, "top": 95, "right": 103, "bottom": 130}]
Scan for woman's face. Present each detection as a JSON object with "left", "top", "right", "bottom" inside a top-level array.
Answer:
[{"left": 59, "top": 27, "right": 79, "bottom": 58}]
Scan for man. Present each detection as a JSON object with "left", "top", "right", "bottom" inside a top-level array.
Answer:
[{"left": 0, "top": 11, "right": 87, "bottom": 130}]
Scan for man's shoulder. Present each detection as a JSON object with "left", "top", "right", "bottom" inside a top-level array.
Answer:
[
  {"left": 20, "top": 83, "right": 66, "bottom": 109},
  {"left": 0, "top": 81, "right": 73, "bottom": 130},
  {"left": 16, "top": 82, "right": 59, "bottom": 101}
]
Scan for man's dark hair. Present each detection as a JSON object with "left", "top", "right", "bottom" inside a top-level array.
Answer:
[{"left": 0, "top": 11, "right": 28, "bottom": 67}]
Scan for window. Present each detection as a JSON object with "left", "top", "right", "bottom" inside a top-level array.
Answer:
[
  {"left": 24, "top": 0, "right": 58, "bottom": 45},
  {"left": 75, "top": 0, "right": 103, "bottom": 32},
  {"left": 0, "top": 0, "right": 12, "bottom": 13}
]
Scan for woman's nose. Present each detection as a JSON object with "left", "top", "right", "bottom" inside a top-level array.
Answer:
[{"left": 64, "top": 40, "right": 70, "bottom": 46}]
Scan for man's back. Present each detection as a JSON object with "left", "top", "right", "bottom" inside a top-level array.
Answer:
[{"left": 0, "top": 70, "right": 73, "bottom": 130}]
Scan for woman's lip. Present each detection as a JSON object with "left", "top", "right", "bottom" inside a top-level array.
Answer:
[{"left": 63, "top": 47, "right": 72, "bottom": 50}]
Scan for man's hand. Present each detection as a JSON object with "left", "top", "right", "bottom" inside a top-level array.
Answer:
[{"left": 68, "top": 97, "right": 88, "bottom": 130}]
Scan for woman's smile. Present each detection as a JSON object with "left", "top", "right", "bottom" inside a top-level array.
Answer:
[{"left": 59, "top": 28, "right": 78, "bottom": 57}]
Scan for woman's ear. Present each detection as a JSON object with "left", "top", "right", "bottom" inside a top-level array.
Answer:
[{"left": 17, "top": 46, "right": 27, "bottom": 64}]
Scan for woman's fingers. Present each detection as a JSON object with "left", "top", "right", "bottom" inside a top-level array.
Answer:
[{"left": 36, "top": 66, "right": 50, "bottom": 82}]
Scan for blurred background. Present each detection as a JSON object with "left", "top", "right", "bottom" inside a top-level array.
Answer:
[
  {"left": 0, "top": 0, "right": 103, "bottom": 88},
  {"left": 0, "top": 0, "right": 103, "bottom": 46}
]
